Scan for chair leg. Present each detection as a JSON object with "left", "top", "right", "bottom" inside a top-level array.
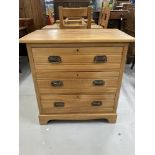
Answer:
[{"left": 131, "top": 58, "right": 135, "bottom": 69}]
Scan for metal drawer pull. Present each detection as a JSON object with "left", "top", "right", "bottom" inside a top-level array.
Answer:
[
  {"left": 54, "top": 102, "right": 64, "bottom": 107},
  {"left": 93, "top": 80, "right": 105, "bottom": 86},
  {"left": 94, "top": 55, "right": 107, "bottom": 63},
  {"left": 51, "top": 80, "right": 63, "bottom": 87},
  {"left": 48, "top": 56, "right": 61, "bottom": 63},
  {"left": 91, "top": 101, "right": 102, "bottom": 106}
]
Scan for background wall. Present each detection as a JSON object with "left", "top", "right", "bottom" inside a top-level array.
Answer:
[{"left": 19, "top": 0, "right": 46, "bottom": 29}]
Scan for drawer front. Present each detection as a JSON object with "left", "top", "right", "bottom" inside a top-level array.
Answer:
[
  {"left": 32, "top": 47, "right": 123, "bottom": 56},
  {"left": 37, "top": 77, "right": 118, "bottom": 94},
  {"left": 36, "top": 71, "right": 120, "bottom": 79},
  {"left": 32, "top": 47, "right": 122, "bottom": 71},
  {"left": 40, "top": 94, "right": 115, "bottom": 114},
  {"left": 34, "top": 64, "right": 121, "bottom": 71},
  {"left": 33, "top": 54, "right": 122, "bottom": 64}
]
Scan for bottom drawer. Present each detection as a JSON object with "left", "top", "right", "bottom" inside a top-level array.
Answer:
[{"left": 40, "top": 94, "right": 115, "bottom": 114}]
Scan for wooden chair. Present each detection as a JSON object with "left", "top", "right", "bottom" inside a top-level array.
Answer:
[
  {"left": 59, "top": 6, "right": 92, "bottom": 29},
  {"left": 98, "top": 7, "right": 110, "bottom": 29}
]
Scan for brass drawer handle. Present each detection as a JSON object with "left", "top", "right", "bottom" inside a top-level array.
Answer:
[
  {"left": 93, "top": 80, "right": 105, "bottom": 86},
  {"left": 54, "top": 102, "right": 64, "bottom": 107},
  {"left": 91, "top": 101, "right": 102, "bottom": 106},
  {"left": 94, "top": 55, "right": 107, "bottom": 63},
  {"left": 51, "top": 80, "right": 63, "bottom": 87},
  {"left": 48, "top": 56, "right": 61, "bottom": 63}
]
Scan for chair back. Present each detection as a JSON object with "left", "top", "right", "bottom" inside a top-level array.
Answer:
[
  {"left": 59, "top": 6, "right": 92, "bottom": 29},
  {"left": 98, "top": 7, "right": 110, "bottom": 29}
]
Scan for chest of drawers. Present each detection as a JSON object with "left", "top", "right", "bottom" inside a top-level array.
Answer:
[{"left": 20, "top": 29, "right": 134, "bottom": 124}]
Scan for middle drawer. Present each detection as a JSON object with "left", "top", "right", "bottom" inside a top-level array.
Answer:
[{"left": 37, "top": 77, "right": 118, "bottom": 94}]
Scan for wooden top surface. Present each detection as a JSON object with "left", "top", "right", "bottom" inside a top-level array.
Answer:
[{"left": 19, "top": 29, "right": 135, "bottom": 43}]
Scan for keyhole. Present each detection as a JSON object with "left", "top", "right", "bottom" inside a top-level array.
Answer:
[
  {"left": 76, "top": 49, "right": 79, "bottom": 52},
  {"left": 76, "top": 74, "right": 79, "bottom": 77}
]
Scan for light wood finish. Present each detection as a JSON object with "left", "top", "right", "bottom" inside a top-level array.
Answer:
[
  {"left": 34, "top": 64, "right": 121, "bottom": 72},
  {"left": 20, "top": 29, "right": 134, "bottom": 124},
  {"left": 39, "top": 113, "right": 117, "bottom": 124},
  {"left": 32, "top": 47, "right": 122, "bottom": 65},
  {"left": 32, "top": 47, "right": 123, "bottom": 55},
  {"left": 53, "top": 0, "right": 90, "bottom": 20},
  {"left": 33, "top": 54, "right": 122, "bottom": 64},
  {"left": 98, "top": 7, "right": 110, "bottom": 28},
  {"left": 36, "top": 71, "right": 120, "bottom": 79},
  {"left": 41, "top": 94, "right": 115, "bottom": 114},
  {"left": 19, "top": 29, "right": 134, "bottom": 43},
  {"left": 37, "top": 77, "right": 118, "bottom": 94},
  {"left": 42, "top": 23, "right": 103, "bottom": 29},
  {"left": 56, "top": 19, "right": 95, "bottom": 24},
  {"left": 59, "top": 6, "right": 92, "bottom": 29}
]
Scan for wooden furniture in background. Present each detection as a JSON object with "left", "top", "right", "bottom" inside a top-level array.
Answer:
[
  {"left": 54, "top": 0, "right": 90, "bottom": 20},
  {"left": 42, "top": 23, "right": 102, "bottom": 29},
  {"left": 123, "top": 3, "right": 133, "bottom": 10},
  {"left": 123, "top": 8, "right": 135, "bottom": 66},
  {"left": 20, "top": 29, "right": 134, "bottom": 125},
  {"left": 59, "top": 6, "right": 92, "bottom": 29},
  {"left": 98, "top": 7, "right": 110, "bottom": 29},
  {"left": 116, "top": 0, "right": 131, "bottom": 5},
  {"left": 93, "top": 10, "right": 128, "bottom": 30},
  {"left": 19, "top": 0, "right": 46, "bottom": 29},
  {"left": 19, "top": 26, "right": 28, "bottom": 73},
  {"left": 19, "top": 18, "right": 34, "bottom": 33},
  {"left": 19, "top": 18, "right": 34, "bottom": 73},
  {"left": 56, "top": 18, "right": 95, "bottom": 24},
  {"left": 19, "top": 18, "right": 34, "bottom": 56}
]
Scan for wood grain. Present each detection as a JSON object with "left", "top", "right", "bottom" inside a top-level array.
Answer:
[
  {"left": 34, "top": 64, "right": 121, "bottom": 71},
  {"left": 33, "top": 55, "right": 122, "bottom": 64},
  {"left": 32, "top": 47, "right": 123, "bottom": 55},
  {"left": 36, "top": 71, "right": 120, "bottom": 79},
  {"left": 40, "top": 94, "right": 115, "bottom": 114},
  {"left": 41, "top": 24, "right": 103, "bottom": 29},
  {"left": 23, "top": 30, "right": 134, "bottom": 124},
  {"left": 59, "top": 6, "right": 92, "bottom": 29},
  {"left": 19, "top": 29, "right": 135, "bottom": 43},
  {"left": 39, "top": 113, "right": 117, "bottom": 124},
  {"left": 19, "top": 0, "right": 46, "bottom": 29}
]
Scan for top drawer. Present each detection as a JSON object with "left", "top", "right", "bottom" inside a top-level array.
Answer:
[
  {"left": 32, "top": 47, "right": 123, "bottom": 56},
  {"left": 32, "top": 47, "right": 123, "bottom": 71},
  {"left": 32, "top": 47, "right": 122, "bottom": 64}
]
